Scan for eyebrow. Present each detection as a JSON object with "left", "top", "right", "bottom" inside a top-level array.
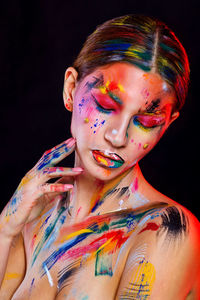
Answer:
[
  {"left": 84, "top": 74, "right": 123, "bottom": 105},
  {"left": 84, "top": 74, "right": 104, "bottom": 92},
  {"left": 145, "top": 99, "right": 161, "bottom": 113}
]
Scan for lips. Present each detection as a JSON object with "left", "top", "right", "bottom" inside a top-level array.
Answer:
[{"left": 92, "top": 150, "right": 125, "bottom": 168}]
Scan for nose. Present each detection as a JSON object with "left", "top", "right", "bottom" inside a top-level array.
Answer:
[{"left": 104, "top": 116, "right": 131, "bottom": 148}]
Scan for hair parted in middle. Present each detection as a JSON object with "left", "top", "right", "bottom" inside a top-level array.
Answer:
[{"left": 73, "top": 14, "right": 190, "bottom": 111}]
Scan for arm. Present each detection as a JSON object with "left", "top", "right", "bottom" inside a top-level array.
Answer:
[
  {"left": 0, "top": 231, "right": 26, "bottom": 299},
  {"left": 115, "top": 205, "right": 200, "bottom": 300},
  {"left": 0, "top": 138, "right": 81, "bottom": 298}
]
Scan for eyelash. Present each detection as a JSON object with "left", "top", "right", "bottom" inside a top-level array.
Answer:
[
  {"left": 92, "top": 95, "right": 114, "bottom": 114},
  {"left": 133, "top": 115, "right": 165, "bottom": 131},
  {"left": 133, "top": 117, "right": 154, "bottom": 131}
]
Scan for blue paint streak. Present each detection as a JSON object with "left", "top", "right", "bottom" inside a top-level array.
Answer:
[{"left": 41, "top": 232, "right": 93, "bottom": 276}]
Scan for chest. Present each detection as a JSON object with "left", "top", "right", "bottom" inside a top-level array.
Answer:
[{"left": 12, "top": 205, "right": 159, "bottom": 299}]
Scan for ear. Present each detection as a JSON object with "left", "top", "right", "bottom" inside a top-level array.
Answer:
[
  {"left": 63, "top": 67, "right": 79, "bottom": 111},
  {"left": 167, "top": 111, "right": 180, "bottom": 128}
]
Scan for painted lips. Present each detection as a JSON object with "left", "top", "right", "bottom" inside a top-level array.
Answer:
[{"left": 92, "top": 150, "right": 125, "bottom": 168}]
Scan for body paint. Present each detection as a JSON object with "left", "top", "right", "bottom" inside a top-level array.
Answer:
[
  {"left": 120, "top": 258, "right": 156, "bottom": 299},
  {"left": 31, "top": 206, "right": 66, "bottom": 266},
  {"left": 139, "top": 222, "right": 160, "bottom": 234},
  {"left": 40, "top": 203, "right": 168, "bottom": 283},
  {"left": 157, "top": 206, "right": 189, "bottom": 242}
]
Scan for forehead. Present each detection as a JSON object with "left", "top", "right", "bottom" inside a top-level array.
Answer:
[{"left": 78, "top": 62, "right": 176, "bottom": 108}]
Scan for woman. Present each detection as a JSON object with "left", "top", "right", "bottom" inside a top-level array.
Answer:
[{"left": 0, "top": 14, "right": 199, "bottom": 300}]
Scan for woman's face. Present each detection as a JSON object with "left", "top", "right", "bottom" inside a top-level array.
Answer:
[{"left": 68, "top": 62, "right": 178, "bottom": 180}]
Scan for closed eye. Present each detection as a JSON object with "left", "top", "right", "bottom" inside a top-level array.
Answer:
[
  {"left": 91, "top": 94, "right": 116, "bottom": 114},
  {"left": 133, "top": 114, "right": 166, "bottom": 130}
]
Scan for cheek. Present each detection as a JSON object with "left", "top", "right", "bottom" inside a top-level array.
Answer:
[
  {"left": 126, "top": 127, "right": 164, "bottom": 164},
  {"left": 72, "top": 99, "right": 107, "bottom": 139}
]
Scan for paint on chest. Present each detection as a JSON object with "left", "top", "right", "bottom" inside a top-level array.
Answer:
[{"left": 33, "top": 203, "right": 167, "bottom": 293}]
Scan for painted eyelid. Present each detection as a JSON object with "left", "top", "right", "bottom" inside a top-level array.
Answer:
[
  {"left": 134, "top": 113, "right": 166, "bottom": 127},
  {"left": 92, "top": 94, "right": 116, "bottom": 111}
]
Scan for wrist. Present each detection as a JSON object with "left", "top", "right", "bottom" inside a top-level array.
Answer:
[{"left": 0, "top": 215, "right": 18, "bottom": 242}]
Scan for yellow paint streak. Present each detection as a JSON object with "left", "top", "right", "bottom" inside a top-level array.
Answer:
[
  {"left": 99, "top": 86, "right": 107, "bottom": 94},
  {"left": 111, "top": 16, "right": 129, "bottom": 26},
  {"left": 125, "top": 46, "right": 144, "bottom": 59},
  {"left": 130, "top": 259, "right": 156, "bottom": 296},
  {"left": 59, "top": 229, "right": 94, "bottom": 243},
  {"left": 117, "top": 83, "right": 125, "bottom": 92},
  {"left": 2, "top": 273, "right": 21, "bottom": 286},
  {"left": 18, "top": 174, "right": 33, "bottom": 189},
  {"left": 95, "top": 237, "right": 114, "bottom": 253}
]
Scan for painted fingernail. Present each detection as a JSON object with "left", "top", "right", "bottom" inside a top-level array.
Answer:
[
  {"left": 72, "top": 167, "right": 84, "bottom": 172},
  {"left": 63, "top": 184, "right": 73, "bottom": 189}
]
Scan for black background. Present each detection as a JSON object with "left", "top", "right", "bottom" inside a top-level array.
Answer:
[{"left": 0, "top": 0, "right": 199, "bottom": 219}]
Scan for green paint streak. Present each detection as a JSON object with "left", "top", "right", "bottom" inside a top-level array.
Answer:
[
  {"left": 107, "top": 91, "right": 123, "bottom": 105},
  {"left": 95, "top": 249, "right": 113, "bottom": 277},
  {"left": 160, "top": 43, "right": 176, "bottom": 53},
  {"left": 31, "top": 206, "right": 66, "bottom": 267},
  {"left": 97, "top": 222, "right": 109, "bottom": 234}
]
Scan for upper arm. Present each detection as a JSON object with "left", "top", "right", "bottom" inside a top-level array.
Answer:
[
  {"left": 115, "top": 205, "right": 200, "bottom": 300},
  {"left": 0, "top": 233, "right": 26, "bottom": 299}
]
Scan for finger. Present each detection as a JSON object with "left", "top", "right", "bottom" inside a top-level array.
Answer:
[
  {"left": 40, "top": 183, "right": 73, "bottom": 194},
  {"left": 42, "top": 167, "right": 83, "bottom": 177},
  {"left": 35, "top": 138, "right": 76, "bottom": 171},
  {"left": 35, "top": 167, "right": 83, "bottom": 185}
]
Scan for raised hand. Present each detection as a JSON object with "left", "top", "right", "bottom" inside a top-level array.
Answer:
[{"left": 0, "top": 137, "right": 82, "bottom": 238}]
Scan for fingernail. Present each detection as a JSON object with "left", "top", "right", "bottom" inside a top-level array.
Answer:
[
  {"left": 64, "top": 184, "right": 73, "bottom": 189},
  {"left": 72, "top": 167, "right": 84, "bottom": 172}
]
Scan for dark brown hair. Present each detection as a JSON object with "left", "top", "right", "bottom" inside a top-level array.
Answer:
[{"left": 73, "top": 14, "right": 190, "bottom": 111}]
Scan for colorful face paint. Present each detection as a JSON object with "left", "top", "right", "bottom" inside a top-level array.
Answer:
[
  {"left": 92, "top": 150, "right": 124, "bottom": 168},
  {"left": 71, "top": 63, "right": 175, "bottom": 182}
]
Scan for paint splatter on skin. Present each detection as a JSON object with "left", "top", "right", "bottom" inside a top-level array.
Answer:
[
  {"left": 120, "top": 258, "right": 156, "bottom": 299},
  {"left": 2, "top": 273, "right": 21, "bottom": 282},
  {"left": 139, "top": 222, "right": 160, "bottom": 234},
  {"left": 146, "top": 99, "right": 161, "bottom": 113},
  {"left": 89, "top": 171, "right": 129, "bottom": 212},
  {"left": 43, "top": 264, "right": 54, "bottom": 286},
  {"left": 57, "top": 260, "right": 81, "bottom": 291},
  {"left": 40, "top": 202, "right": 168, "bottom": 284},
  {"left": 90, "top": 118, "right": 106, "bottom": 134},
  {"left": 5, "top": 140, "right": 74, "bottom": 218},
  {"left": 157, "top": 206, "right": 189, "bottom": 243},
  {"left": 29, "top": 278, "right": 35, "bottom": 296},
  {"left": 31, "top": 206, "right": 67, "bottom": 266}
]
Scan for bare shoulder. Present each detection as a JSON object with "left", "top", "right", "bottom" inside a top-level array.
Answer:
[{"left": 115, "top": 198, "right": 200, "bottom": 299}]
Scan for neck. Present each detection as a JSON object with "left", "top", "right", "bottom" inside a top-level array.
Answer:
[{"left": 65, "top": 161, "right": 147, "bottom": 224}]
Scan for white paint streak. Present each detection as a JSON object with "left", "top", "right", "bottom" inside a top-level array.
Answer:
[{"left": 44, "top": 264, "right": 54, "bottom": 287}]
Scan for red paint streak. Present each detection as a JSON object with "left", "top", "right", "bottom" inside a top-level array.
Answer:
[
  {"left": 93, "top": 91, "right": 120, "bottom": 111},
  {"left": 60, "top": 230, "right": 129, "bottom": 261},
  {"left": 30, "top": 234, "right": 37, "bottom": 251},
  {"left": 76, "top": 206, "right": 82, "bottom": 216},
  {"left": 131, "top": 177, "right": 138, "bottom": 193},
  {"left": 138, "top": 222, "right": 160, "bottom": 234},
  {"left": 108, "top": 81, "right": 119, "bottom": 91}
]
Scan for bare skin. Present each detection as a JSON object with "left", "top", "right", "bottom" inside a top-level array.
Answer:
[{"left": 0, "top": 63, "right": 200, "bottom": 299}]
